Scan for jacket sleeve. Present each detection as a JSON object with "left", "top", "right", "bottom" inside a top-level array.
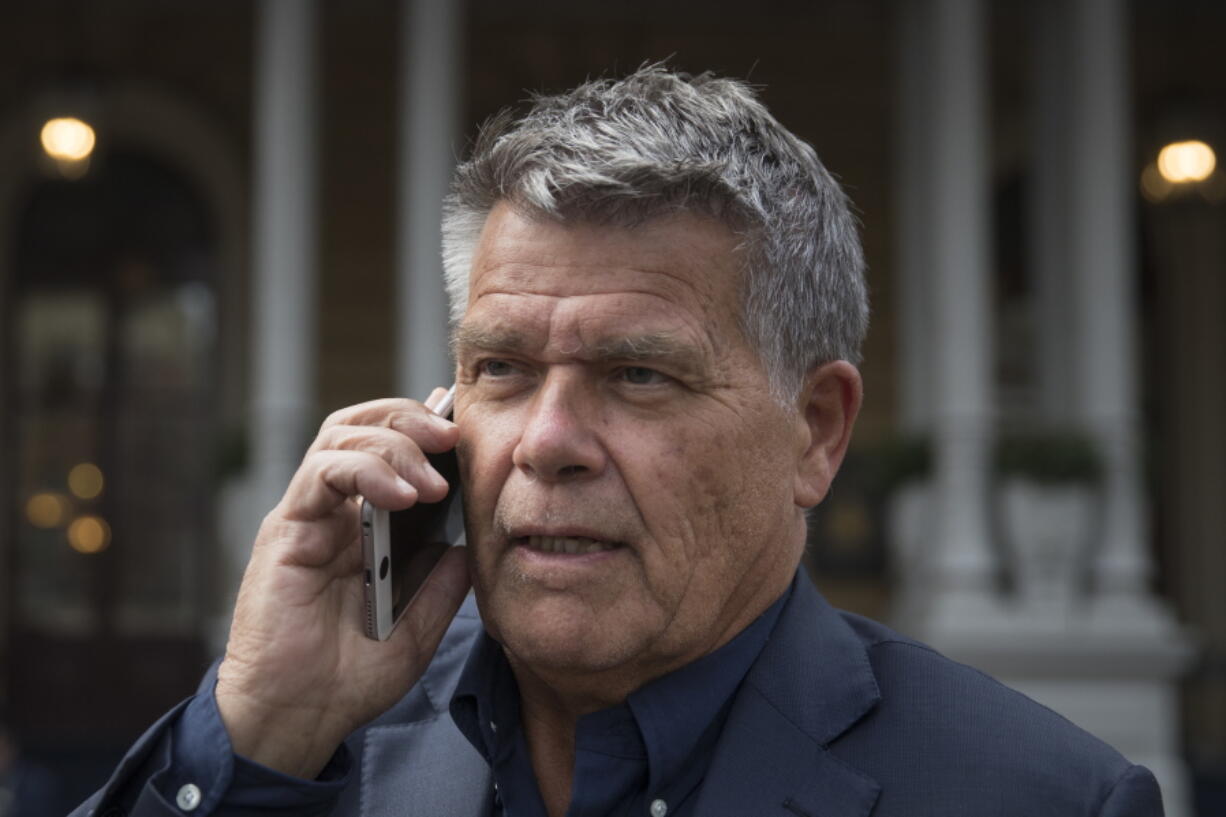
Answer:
[
  {"left": 1097, "top": 764, "right": 1165, "bottom": 817},
  {"left": 67, "top": 670, "right": 348, "bottom": 817},
  {"left": 68, "top": 698, "right": 196, "bottom": 817}
]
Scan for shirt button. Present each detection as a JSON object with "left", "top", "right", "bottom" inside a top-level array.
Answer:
[
  {"left": 650, "top": 798, "right": 668, "bottom": 817},
  {"left": 489, "top": 720, "right": 498, "bottom": 733},
  {"left": 176, "top": 783, "right": 202, "bottom": 811}
]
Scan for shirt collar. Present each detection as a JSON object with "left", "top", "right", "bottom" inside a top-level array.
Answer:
[
  {"left": 625, "top": 583, "right": 790, "bottom": 792},
  {"left": 450, "top": 580, "right": 792, "bottom": 787},
  {"left": 450, "top": 622, "right": 517, "bottom": 764}
]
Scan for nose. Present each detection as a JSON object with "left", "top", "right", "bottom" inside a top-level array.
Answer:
[{"left": 511, "top": 371, "right": 607, "bottom": 483}]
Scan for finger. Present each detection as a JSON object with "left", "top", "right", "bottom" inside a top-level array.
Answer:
[
  {"left": 392, "top": 547, "right": 471, "bottom": 665},
  {"left": 321, "top": 395, "right": 460, "bottom": 436},
  {"left": 312, "top": 425, "right": 450, "bottom": 500},
  {"left": 321, "top": 397, "right": 425, "bottom": 429},
  {"left": 317, "top": 399, "right": 458, "bottom": 453},
  {"left": 280, "top": 449, "right": 418, "bottom": 522}
]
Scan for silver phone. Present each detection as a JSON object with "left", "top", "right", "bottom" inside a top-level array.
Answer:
[{"left": 360, "top": 386, "right": 464, "bottom": 640}]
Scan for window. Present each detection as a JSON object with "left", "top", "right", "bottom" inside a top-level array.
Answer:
[{"left": 5, "top": 148, "right": 217, "bottom": 738}]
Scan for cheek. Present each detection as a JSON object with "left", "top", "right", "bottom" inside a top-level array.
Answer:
[
  {"left": 630, "top": 430, "right": 756, "bottom": 557},
  {"left": 641, "top": 424, "right": 790, "bottom": 563},
  {"left": 457, "top": 412, "right": 519, "bottom": 528}
]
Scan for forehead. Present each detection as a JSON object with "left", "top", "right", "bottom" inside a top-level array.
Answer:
[{"left": 463, "top": 204, "right": 744, "bottom": 325}]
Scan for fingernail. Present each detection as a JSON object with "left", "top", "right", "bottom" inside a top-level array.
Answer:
[
  {"left": 395, "top": 476, "right": 415, "bottom": 496},
  {"left": 427, "top": 467, "right": 449, "bottom": 491}
]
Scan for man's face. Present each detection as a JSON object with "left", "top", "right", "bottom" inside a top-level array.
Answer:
[{"left": 453, "top": 203, "right": 809, "bottom": 691}]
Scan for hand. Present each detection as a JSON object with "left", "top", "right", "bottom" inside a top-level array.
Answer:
[{"left": 215, "top": 388, "right": 471, "bottom": 779}]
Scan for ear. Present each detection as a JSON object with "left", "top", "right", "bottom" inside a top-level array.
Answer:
[{"left": 793, "top": 360, "right": 862, "bottom": 509}]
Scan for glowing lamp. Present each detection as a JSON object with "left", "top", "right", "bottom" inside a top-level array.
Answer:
[
  {"left": 40, "top": 116, "right": 97, "bottom": 162},
  {"left": 69, "top": 462, "right": 105, "bottom": 499},
  {"left": 1156, "top": 140, "right": 1216, "bottom": 184},
  {"left": 27, "top": 493, "right": 70, "bottom": 528},
  {"left": 68, "top": 515, "right": 111, "bottom": 554}
]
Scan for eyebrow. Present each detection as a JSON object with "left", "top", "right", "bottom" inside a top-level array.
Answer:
[
  {"left": 592, "top": 333, "right": 696, "bottom": 363},
  {"left": 452, "top": 325, "right": 707, "bottom": 372},
  {"left": 451, "top": 325, "right": 529, "bottom": 357}
]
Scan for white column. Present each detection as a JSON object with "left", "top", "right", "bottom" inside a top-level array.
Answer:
[
  {"left": 1014, "top": 4, "right": 1193, "bottom": 811},
  {"left": 895, "top": 0, "right": 935, "bottom": 433},
  {"left": 250, "top": 0, "right": 319, "bottom": 518},
  {"left": 395, "top": 0, "right": 464, "bottom": 399},
  {"left": 926, "top": 0, "right": 996, "bottom": 618},
  {"left": 1030, "top": 0, "right": 1074, "bottom": 422},
  {"left": 1066, "top": 0, "right": 1149, "bottom": 600}
]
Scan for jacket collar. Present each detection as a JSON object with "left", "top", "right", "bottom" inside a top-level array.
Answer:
[{"left": 691, "top": 571, "right": 883, "bottom": 817}]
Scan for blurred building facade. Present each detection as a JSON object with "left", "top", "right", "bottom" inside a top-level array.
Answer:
[{"left": 0, "top": 0, "right": 1222, "bottom": 811}]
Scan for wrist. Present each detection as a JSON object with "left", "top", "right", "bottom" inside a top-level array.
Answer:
[{"left": 214, "top": 683, "right": 348, "bottom": 780}]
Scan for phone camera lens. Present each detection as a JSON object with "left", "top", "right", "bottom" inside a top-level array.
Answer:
[{"left": 379, "top": 555, "right": 389, "bottom": 580}]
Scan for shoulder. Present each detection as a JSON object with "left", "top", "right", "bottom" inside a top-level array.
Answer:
[{"left": 827, "top": 612, "right": 1157, "bottom": 815}]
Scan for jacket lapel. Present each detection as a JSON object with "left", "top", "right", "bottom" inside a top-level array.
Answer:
[
  {"left": 360, "top": 714, "right": 493, "bottom": 817},
  {"left": 353, "top": 601, "right": 494, "bottom": 817},
  {"left": 692, "top": 575, "right": 882, "bottom": 817}
]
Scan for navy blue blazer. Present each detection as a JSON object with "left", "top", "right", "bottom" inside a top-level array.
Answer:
[{"left": 74, "top": 572, "right": 1163, "bottom": 816}]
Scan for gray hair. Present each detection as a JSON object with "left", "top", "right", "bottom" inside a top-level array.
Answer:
[{"left": 441, "top": 64, "right": 868, "bottom": 400}]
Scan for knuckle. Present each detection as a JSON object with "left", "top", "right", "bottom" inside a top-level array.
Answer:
[
  {"left": 379, "top": 410, "right": 410, "bottom": 431},
  {"left": 321, "top": 407, "right": 347, "bottom": 430},
  {"left": 313, "top": 425, "right": 341, "bottom": 448},
  {"left": 313, "top": 450, "right": 359, "bottom": 486},
  {"left": 300, "top": 448, "right": 331, "bottom": 474},
  {"left": 372, "top": 442, "right": 398, "bottom": 466},
  {"left": 330, "top": 430, "right": 412, "bottom": 469},
  {"left": 382, "top": 403, "right": 428, "bottom": 431},
  {"left": 330, "top": 429, "right": 365, "bottom": 452}
]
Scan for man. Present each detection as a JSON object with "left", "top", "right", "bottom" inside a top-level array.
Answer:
[{"left": 75, "top": 66, "right": 1162, "bottom": 816}]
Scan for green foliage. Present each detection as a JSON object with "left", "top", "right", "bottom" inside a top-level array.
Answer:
[
  {"left": 992, "top": 430, "right": 1102, "bottom": 485},
  {"left": 850, "top": 429, "right": 1103, "bottom": 492},
  {"left": 856, "top": 434, "right": 933, "bottom": 496}
]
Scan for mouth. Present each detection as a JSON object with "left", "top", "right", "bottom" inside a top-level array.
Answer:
[{"left": 513, "top": 534, "right": 623, "bottom": 555}]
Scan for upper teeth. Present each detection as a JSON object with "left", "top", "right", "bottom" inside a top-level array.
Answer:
[{"left": 524, "top": 536, "right": 614, "bottom": 555}]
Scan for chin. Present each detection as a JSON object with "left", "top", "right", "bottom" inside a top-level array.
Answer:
[{"left": 483, "top": 592, "right": 650, "bottom": 675}]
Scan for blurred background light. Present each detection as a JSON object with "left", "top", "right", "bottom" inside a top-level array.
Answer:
[
  {"left": 68, "top": 462, "right": 105, "bottom": 499},
  {"left": 26, "top": 492, "right": 71, "bottom": 528},
  {"left": 1140, "top": 162, "right": 1174, "bottom": 202},
  {"left": 67, "top": 515, "right": 111, "bottom": 554},
  {"left": 40, "top": 116, "right": 96, "bottom": 162},
  {"left": 1156, "top": 139, "right": 1216, "bottom": 183}
]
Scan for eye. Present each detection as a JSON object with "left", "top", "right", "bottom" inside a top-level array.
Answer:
[
  {"left": 479, "top": 359, "right": 516, "bottom": 377},
  {"left": 620, "top": 366, "right": 664, "bottom": 385}
]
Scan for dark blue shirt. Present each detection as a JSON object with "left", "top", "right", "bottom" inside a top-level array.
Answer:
[
  {"left": 156, "top": 587, "right": 788, "bottom": 814},
  {"left": 449, "top": 590, "right": 788, "bottom": 817}
]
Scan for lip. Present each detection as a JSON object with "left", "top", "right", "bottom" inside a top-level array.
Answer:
[
  {"left": 514, "top": 542, "right": 623, "bottom": 563},
  {"left": 512, "top": 533, "right": 624, "bottom": 556},
  {"left": 507, "top": 525, "right": 621, "bottom": 542},
  {"left": 503, "top": 528, "right": 628, "bottom": 571}
]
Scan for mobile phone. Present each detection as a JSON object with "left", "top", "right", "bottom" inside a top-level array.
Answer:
[{"left": 361, "top": 386, "right": 464, "bottom": 641}]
